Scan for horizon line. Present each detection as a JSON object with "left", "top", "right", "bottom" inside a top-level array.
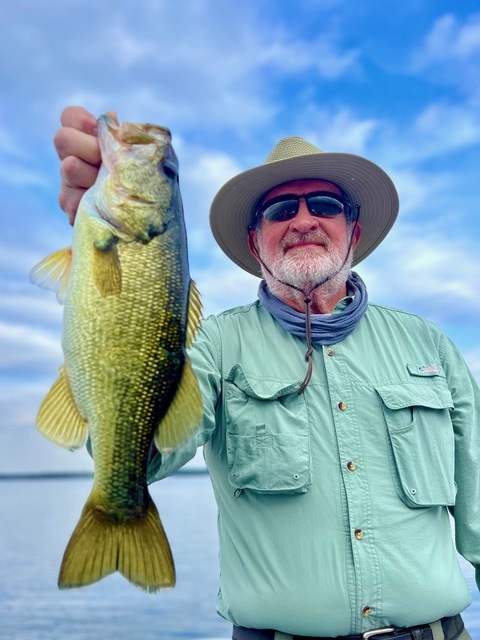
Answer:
[{"left": 0, "top": 468, "right": 209, "bottom": 481}]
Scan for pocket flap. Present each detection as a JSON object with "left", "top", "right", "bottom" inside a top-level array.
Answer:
[
  {"left": 226, "top": 363, "right": 301, "bottom": 399},
  {"left": 376, "top": 382, "right": 453, "bottom": 411},
  {"left": 406, "top": 363, "right": 446, "bottom": 378}
]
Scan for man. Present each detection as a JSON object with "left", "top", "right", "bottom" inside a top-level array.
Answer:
[{"left": 55, "top": 107, "right": 479, "bottom": 640}]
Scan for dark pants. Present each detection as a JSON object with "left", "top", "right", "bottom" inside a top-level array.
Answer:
[{"left": 232, "top": 614, "right": 469, "bottom": 640}]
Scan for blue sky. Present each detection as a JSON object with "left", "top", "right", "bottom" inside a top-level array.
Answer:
[{"left": 1, "top": 0, "right": 479, "bottom": 473}]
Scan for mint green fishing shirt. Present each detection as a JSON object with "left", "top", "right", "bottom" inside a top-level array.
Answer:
[{"left": 148, "top": 297, "right": 480, "bottom": 637}]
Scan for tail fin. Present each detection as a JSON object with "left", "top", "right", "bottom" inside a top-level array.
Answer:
[{"left": 58, "top": 489, "right": 175, "bottom": 592}]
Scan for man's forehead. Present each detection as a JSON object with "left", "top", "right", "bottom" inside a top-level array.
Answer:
[{"left": 262, "top": 178, "right": 342, "bottom": 201}]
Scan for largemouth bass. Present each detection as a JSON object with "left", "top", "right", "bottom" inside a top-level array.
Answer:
[{"left": 30, "top": 113, "right": 202, "bottom": 592}]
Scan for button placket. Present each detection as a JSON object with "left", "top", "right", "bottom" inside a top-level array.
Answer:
[{"left": 323, "top": 341, "right": 381, "bottom": 630}]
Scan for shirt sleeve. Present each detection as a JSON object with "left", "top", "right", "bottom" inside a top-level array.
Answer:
[
  {"left": 147, "top": 317, "right": 222, "bottom": 483},
  {"left": 442, "top": 334, "right": 480, "bottom": 590}
]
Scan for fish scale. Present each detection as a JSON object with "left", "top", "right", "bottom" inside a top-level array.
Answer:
[{"left": 30, "top": 113, "right": 203, "bottom": 592}]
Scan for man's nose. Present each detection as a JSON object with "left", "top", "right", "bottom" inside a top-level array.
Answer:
[{"left": 289, "top": 198, "right": 320, "bottom": 233}]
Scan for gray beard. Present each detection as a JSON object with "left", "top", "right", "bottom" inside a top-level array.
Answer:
[{"left": 260, "top": 239, "right": 353, "bottom": 302}]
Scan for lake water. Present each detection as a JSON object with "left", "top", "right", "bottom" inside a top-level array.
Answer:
[{"left": 1, "top": 474, "right": 479, "bottom": 640}]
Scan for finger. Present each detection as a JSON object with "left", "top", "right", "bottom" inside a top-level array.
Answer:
[
  {"left": 59, "top": 185, "right": 86, "bottom": 225},
  {"left": 60, "top": 155, "right": 99, "bottom": 190},
  {"left": 54, "top": 127, "right": 101, "bottom": 165},
  {"left": 60, "top": 106, "right": 98, "bottom": 135}
]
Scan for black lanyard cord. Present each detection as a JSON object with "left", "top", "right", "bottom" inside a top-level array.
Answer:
[{"left": 247, "top": 211, "right": 360, "bottom": 394}]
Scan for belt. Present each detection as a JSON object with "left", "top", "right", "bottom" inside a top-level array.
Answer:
[
  {"left": 290, "top": 625, "right": 431, "bottom": 640},
  {"left": 292, "top": 622, "right": 432, "bottom": 640},
  {"left": 232, "top": 613, "right": 465, "bottom": 640}
]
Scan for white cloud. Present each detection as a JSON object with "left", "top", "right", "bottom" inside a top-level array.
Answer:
[
  {"left": 0, "top": 164, "right": 49, "bottom": 188},
  {"left": 101, "top": 24, "right": 157, "bottom": 69},
  {"left": 254, "top": 32, "right": 359, "bottom": 79},
  {"left": 185, "top": 151, "right": 242, "bottom": 201},
  {"left": 0, "top": 321, "right": 62, "bottom": 373},
  {"left": 0, "top": 124, "right": 31, "bottom": 159},
  {"left": 2, "top": 0, "right": 480, "bottom": 475},
  {"left": 409, "top": 12, "right": 480, "bottom": 98},
  {"left": 294, "top": 106, "right": 379, "bottom": 155},
  {"left": 0, "top": 378, "right": 93, "bottom": 473},
  {"left": 196, "top": 260, "right": 259, "bottom": 316},
  {"left": 5, "top": 1, "right": 360, "bottom": 137},
  {"left": 358, "top": 220, "right": 480, "bottom": 324},
  {"left": 291, "top": 100, "right": 479, "bottom": 182},
  {"left": 182, "top": 149, "right": 242, "bottom": 228},
  {"left": 412, "top": 13, "right": 480, "bottom": 67},
  {"left": 0, "top": 124, "right": 50, "bottom": 188},
  {"left": 464, "top": 348, "right": 480, "bottom": 383},
  {"left": 386, "top": 166, "right": 455, "bottom": 217},
  {"left": 412, "top": 102, "right": 480, "bottom": 153}
]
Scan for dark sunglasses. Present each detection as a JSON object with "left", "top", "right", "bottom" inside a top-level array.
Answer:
[{"left": 254, "top": 191, "right": 355, "bottom": 225}]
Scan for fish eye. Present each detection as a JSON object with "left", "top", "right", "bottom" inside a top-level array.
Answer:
[{"left": 161, "top": 161, "right": 178, "bottom": 180}]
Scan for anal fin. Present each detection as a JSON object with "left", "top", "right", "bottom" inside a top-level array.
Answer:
[
  {"left": 154, "top": 358, "right": 203, "bottom": 453},
  {"left": 186, "top": 280, "right": 202, "bottom": 348}
]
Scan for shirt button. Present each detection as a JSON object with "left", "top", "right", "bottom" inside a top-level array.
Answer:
[
  {"left": 354, "top": 529, "right": 364, "bottom": 540},
  {"left": 362, "top": 606, "right": 372, "bottom": 617},
  {"left": 347, "top": 461, "right": 357, "bottom": 472},
  {"left": 326, "top": 348, "right": 335, "bottom": 356},
  {"left": 338, "top": 401, "right": 347, "bottom": 411}
]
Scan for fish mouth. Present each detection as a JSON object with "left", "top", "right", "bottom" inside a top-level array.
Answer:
[
  {"left": 97, "top": 115, "right": 174, "bottom": 177},
  {"left": 98, "top": 114, "right": 172, "bottom": 147}
]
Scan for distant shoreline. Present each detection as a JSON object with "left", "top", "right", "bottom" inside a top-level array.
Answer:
[{"left": 0, "top": 468, "right": 208, "bottom": 480}]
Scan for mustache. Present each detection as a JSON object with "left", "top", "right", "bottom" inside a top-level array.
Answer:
[{"left": 281, "top": 232, "right": 330, "bottom": 252}]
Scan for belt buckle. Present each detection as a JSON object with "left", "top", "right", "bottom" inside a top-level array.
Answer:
[{"left": 362, "top": 628, "right": 395, "bottom": 639}]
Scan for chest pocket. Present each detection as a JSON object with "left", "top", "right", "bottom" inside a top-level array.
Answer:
[
  {"left": 224, "top": 364, "right": 311, "bottom": 494},
  {"left": 376, "top": 373, "right": 455, "bottom": 507}
]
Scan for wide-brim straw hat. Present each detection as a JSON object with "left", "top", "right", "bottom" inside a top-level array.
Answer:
[{"left": 210, "top": 136, "right": 399, "bottom": 277}]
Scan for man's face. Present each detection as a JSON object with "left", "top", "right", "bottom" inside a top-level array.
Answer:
[{"left": 249, "top": 178, "right": 362, "bottom": 290}]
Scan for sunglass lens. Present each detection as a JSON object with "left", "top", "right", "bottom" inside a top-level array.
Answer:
[
  {"left": 308, "top": 195, "right": 344, "bottom": 216},
  {"left": 262, "top": 199, "right": 298, "bottom": 222}
]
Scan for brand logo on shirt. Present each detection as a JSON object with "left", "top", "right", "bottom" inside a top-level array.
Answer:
[{"left": 417, "top": 364, "right": 438, "bottom": 374}]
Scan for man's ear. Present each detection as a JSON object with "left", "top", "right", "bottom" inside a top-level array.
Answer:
[
  {"left": 247, "top": 229, "right": 260, "bottom": 261},
  {"left": 351, "top": 220, "right": 362, "bottom": 251}
]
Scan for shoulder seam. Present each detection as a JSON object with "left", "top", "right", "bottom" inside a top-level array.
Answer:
[
  {"left": 367, "top": 302, "right": 440, "bottom": 328},
  {"left": 208, "top": 300, "right": 260, "bottom": 319}
]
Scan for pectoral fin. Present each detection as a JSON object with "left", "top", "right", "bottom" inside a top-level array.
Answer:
[
  {"left": 93, "top": 240, "right": 121, "bottom": 296},
  {"left": 185, "top": 280, "right": 202, "bottom": 348},
  {"left": 154, "top": 358, "right": 203, "bottom": 453},
  {"left": 37, "top": 366, "right": 88, "bottom": 449},
  {"left": 29, "top": 247, "right": 73, "bottom": 303}
]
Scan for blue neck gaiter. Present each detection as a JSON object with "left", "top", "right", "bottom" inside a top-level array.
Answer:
[{"left": 258, "top": 271, "right": 368, "bottom": 345}]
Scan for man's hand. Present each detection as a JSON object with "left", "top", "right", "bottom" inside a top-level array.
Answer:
[{"left": 54, "top": 107, "right": 101, "bottom": 224}]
